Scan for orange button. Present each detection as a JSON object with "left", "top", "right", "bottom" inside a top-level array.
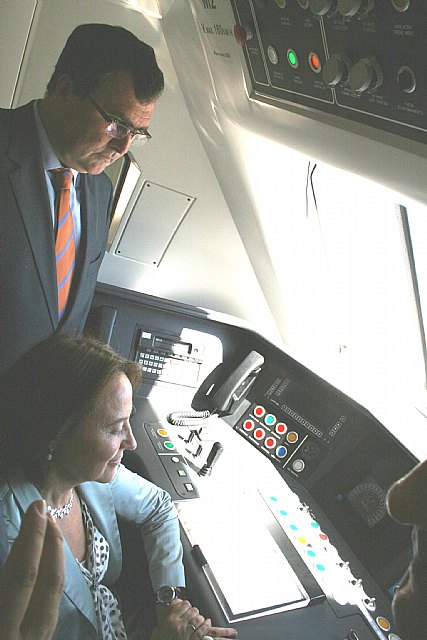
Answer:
[{"left": 376, "top": 616, "right": 391, "bottom": 631}]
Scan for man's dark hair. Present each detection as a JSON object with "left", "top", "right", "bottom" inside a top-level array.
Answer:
[{"left": 47, "top": 23, "right": 164, "bottom": 101}]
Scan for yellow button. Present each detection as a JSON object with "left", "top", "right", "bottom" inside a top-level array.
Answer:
[
  {"left": 376, "top": 617, "right": 390, "bottom": 631},
  {"left": 157, "top": 429, "right": 168, "bottom": 437}
]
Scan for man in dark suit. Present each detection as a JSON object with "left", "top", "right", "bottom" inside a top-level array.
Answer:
[{"left": 0, "top": 23, "right": 164, "bottom": 373}]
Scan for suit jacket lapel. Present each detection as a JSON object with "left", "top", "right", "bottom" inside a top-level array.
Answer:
[
  {"left": 6, "top": 103, "right": 57, "bottom": 326},
  {"left": 7, "top": 474, "right": 98, "bottom": 632},
  {"left": 79, "top": 481, "right": 122, "bottom": 584}
]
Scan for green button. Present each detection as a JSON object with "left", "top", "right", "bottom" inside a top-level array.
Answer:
[
  {"left": 287, "top": 49, "right": 298, "bottom": 68},
  {"left": 164, "top": 441, "right": 175, "bottom": 450}
]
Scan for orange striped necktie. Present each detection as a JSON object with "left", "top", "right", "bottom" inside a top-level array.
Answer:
[{"left": 51, "top": 169, "right": 76, "bottom": 321}]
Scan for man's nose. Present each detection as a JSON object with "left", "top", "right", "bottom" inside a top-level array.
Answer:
[{"left": 112, "top": 134, "right": 133, "bottom": 155}]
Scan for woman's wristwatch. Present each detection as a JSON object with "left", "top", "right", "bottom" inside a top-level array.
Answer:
[{"left": 155, "top": 585, "right": 187, "bottom": 605}]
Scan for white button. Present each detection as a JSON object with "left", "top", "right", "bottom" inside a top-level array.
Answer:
[{"left": 292, "top": 459, "right": 305, "bottom": 473}]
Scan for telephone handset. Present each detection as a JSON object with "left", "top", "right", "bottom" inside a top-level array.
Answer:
[
  {"left": 168, "top": 351, "right": 264, "bottom": 426},
  {"left": 210, "top": 350, "right": 265, "bottom": 414}
]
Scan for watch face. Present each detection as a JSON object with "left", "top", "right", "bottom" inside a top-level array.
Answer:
[{"left": 157, "top": 585, "right": 175, "bottom": 604}]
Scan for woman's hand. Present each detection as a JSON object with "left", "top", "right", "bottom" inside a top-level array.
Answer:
[
  {"left": 0, "top": 499, "right": 65, "bottom": 640},
  {"left": 151, "top": 599, "right": 237, "bottom": 640}
]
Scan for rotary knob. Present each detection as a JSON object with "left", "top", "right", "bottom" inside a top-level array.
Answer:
[
  {"left": 397, "top": 65, "right": 416, "bottom": 93},
  {"left": 348, "top": 56, "right": 383, "bottom": 92},
  {"left": 322, "top": 53, "right": 352, "bottom": 86},
  {"left": 337, "top": 0, "right": 374, "bottom": 17},
  {"left": 310, "top": 0, "right": 338, "bottom": 15}
]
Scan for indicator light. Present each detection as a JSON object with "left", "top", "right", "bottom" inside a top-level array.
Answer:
[
  {"left": 254, "top": 405, "right": 265, "bottom": 417},
  {"left": 287, "top": 49, "right": 299, "bottom": 69},
  {"left": 243, "top": 419, "right": 255, "bottom": 431},
  {"left": 275, "top": 422, "right": 288, "bottom": 434},
  {"left": 286, "top": 431, "right": 299, "bottom": 444},
  {"left": 309, "top": 52, "right": 322, "bottom": 73},
  {"left": 276, "top": 445, "right": 288, "bottom": 458},
  {"left": 376, "top": 617, "right": 391, "bottom": 631},
  {"left": 265, "top": 437, "right": 276, "bottom": 449}
]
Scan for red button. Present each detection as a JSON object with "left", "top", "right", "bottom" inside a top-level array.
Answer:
[
  {"left": 254, "top": 428, "right": 265, "bottom": 440},
  {"left": 254, "top": 405, "right": 265, "bottom": 418},
  {"left": 243, "top": 419, "right": 254, "bottom": 431},
  {"left": 275, "top": 422, "right": 287, "bottom": 435},
  {"left": 265, "top": 437, "right": 276, "bottom": 449}
]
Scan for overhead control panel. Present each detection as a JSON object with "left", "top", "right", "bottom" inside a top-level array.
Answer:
[{"left": 231, "top": 0, "right": 426, "bottom": 144}]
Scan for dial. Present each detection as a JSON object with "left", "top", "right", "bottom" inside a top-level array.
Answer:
[
  {"left": 397, "top": 65, "right": 416, "bottom": 93},
  {"left": 310, "top": 0, "right": 337, "bottom": 16},
  {"left": 347, "top": 482, "right": 387, "bottom": 527},
  {"left": 348, "top": 56, "right": 383, "bottom": 93},
  {"left": 322, "top": 53, "right": 352, "bottom": 86},
  {"left": 337, "top": 0, "right": 374, "bottom": 17}
]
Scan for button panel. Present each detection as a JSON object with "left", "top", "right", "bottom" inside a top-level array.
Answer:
[
  {"left": 236, "top": 403, "right": 323, "bottom": 477},
  {"left": 144, "top": 422, "right": 199, "bottom": 499},
  {"left": 231, "top": 0, "right": 427, "bottom": 144}
]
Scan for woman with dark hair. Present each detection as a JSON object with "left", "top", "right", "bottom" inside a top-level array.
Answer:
[{"left": 0, "top": 334, "right": 237, "bottom": 640}]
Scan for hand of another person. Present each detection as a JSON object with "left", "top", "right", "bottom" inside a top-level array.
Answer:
[
  {"left": 0, "top": 499, "right": 65, "bottom": 640},
  {"left": 387, "top": 459, "right": 427, "bottom": 640},
  {"left": 391, "top": 556, "right": 427, "bottom": 640},
  {"left": 151, "top": 599, "right": 238, "bottom": 640}
]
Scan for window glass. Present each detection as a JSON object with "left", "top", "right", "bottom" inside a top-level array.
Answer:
[
  {"left": 308, "top": 164, "right": 425, "bottom": 410},
  {"left": 238, "top": 132, "right": 426, "bottom": 415}
]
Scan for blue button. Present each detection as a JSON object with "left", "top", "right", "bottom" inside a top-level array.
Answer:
[{"left": 276, "top": 445, "right": 287, "bottom": 458}]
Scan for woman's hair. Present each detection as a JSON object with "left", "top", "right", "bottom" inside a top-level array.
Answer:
[{"left": 0, "top": 333, "right": 142, "bottom": 481}]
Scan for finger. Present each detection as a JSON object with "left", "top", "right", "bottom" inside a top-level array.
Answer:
[
  {"left": 208, "top": 627, "right": 238, "bottom": 638},
  {"left": 192, "top": 616, "right": 211, "bottom": 639},
  {"left": 22, "top": 512, "right": 65, "bottom": 638},
  {"left": 387, "top": 459, "right": 427, "bottom": 529},
  {"left": 0, "top": 500, "right": 48, "bottom": 635}
]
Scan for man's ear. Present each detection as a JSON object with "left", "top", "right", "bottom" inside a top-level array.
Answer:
[{"left": 52, "top": 74, "right": 75, "bottom": 99}]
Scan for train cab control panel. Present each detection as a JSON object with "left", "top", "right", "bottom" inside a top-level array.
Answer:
[
  {"left": 231, "top": 0, "right": 426, "bottom": 144},
  {"left": 89, "top": 284, "right": 419, "bottom": 640}
]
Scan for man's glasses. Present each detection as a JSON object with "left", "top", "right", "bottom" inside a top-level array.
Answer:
[{"left": 87, "top": 96, "right": 151, "bottom": 147}]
